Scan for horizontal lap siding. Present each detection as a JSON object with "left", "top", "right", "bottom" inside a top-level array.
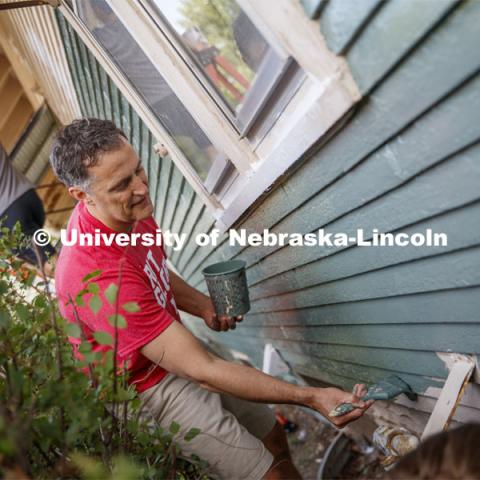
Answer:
[
  {"left": 188, "top": 0, "right": 480, "bottom": 402},
  {"left": 57, "top": 3, "right": 480, "bottom": 410}
]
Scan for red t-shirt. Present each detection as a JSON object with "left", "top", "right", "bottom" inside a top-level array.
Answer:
[{"left": 55, "top": 202, "right": 180, "bottom": 392}]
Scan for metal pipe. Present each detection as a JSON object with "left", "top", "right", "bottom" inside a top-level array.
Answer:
[{"left": 0, "top": 0, "right": 59, "bottom": 12}]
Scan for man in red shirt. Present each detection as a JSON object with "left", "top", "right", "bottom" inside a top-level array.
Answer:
[{"left": 51, "top": 119, "right": 372, "bottom": 479}]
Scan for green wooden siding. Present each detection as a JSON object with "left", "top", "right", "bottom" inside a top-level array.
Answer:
[{"left": 57, "top": 0, "right": 480, "bottom": 410}]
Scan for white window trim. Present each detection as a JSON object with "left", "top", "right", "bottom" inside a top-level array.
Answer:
[{"left": 61, "top": 0, "right": 362, "bottom": 232}]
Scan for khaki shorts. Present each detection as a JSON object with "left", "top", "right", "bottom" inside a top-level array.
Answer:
[{"left": 139, "top": 374, "right": 276, "bottom": 480}]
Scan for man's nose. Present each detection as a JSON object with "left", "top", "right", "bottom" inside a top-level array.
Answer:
[{"left": 132, "top": 175, "right": 148, "bottom": 195}]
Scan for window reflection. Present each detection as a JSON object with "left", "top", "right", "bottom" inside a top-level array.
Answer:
[{"left": 152, "top": 0, "right": 272, "bottom": 112}]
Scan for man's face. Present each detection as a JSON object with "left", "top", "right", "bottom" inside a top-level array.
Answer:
[{"left": 83, "top": 138, "right": 153, "bottom": 229}]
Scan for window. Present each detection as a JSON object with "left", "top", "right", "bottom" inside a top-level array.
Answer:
[
  {"left": 146, "top": 0, "right": 297, "bottom": 137},
  {"left": 61, "top": 0, "right": 359, "bottom": 230},
  {"left": 72, "top": 0, "right": 235, "bottom": 194}
]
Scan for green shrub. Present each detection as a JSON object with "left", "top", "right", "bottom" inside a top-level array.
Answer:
[{"left": 0, "top": 225, "right": 207, "bottom": 479}]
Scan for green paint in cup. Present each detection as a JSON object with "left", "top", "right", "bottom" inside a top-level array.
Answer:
[{"left": 202, "top": 260, "right": 250, "bottom": 317}]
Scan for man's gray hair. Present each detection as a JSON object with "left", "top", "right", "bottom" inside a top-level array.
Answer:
[{"left": 50, "top": 118, "right": 127, "bottom": 190}]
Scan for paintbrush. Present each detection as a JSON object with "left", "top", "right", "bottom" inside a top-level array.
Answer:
[{"left": 329, "top": 375, "right": 417, "bottom": 417}]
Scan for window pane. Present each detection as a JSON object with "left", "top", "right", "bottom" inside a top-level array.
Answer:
[
  {"left": 151, "top": 0, "right": 275, "bottom": 113},
  {"left": 75, "top": 0, "right": 230, "bottom": 182}
]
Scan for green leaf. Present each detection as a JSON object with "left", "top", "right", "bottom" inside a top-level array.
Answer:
[
  {"left": 169, "top": 421, "right": 180, "bottom": 435},
  {"left": 82, "top": 269, "right": 102, "bottom": 282},
  {"left": 34, "top": 295, "right": 48, "bottom": 309},
  {"left": 184, "top": 427, "right": 201, "bottom": 442},
  {"left": 65, "top": 323, "right": 81, "bottom": 339},
  {"left": 93, "top": 331, "right": 113, "bottom": 346},
  {"left": 105, "top": 283, "right": 118, "bottom": 305},
  {"left": 15, "top": 303, "right": 30, "bottom": 321},
  {"left": 87, "top": 282, "right": 100, "bottom": 294},
  {"left": 0, "top": 280, "right": 8, "bottom": 295},
  {"left": 130, "top": 397, "right": 141, "bottom": 410},
  {"left": 89, "top": 295, "right": 102, "bottom": 314},
  {"left": 78, "top": 341, "right": 92, "bottom": 353},
  {"left": 0, "top": 310, "right": 11, "bottom": 328},
  {"left": 108, "top": 314, "right": 127, "bottom": 329},
  {"left": 79, "top": 351, "right": 96, "bottom": 363},
  {"left": 122, "top": 301, "right": 140, "bottom": 313}
]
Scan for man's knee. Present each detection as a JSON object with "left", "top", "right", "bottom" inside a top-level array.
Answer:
[{"left": 262, "top": 421, "right": 291, "bottom": 460}]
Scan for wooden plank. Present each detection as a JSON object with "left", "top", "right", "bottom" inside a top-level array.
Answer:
[
  {"left": 154, "top": 155, "right": 173, "bottom": 228},
  {"left": 162, "top": 166, "right": 184, "bottom": 235},
  {"left": 139, "top": 122, "right": 151, "bottom": 182},
  {"left": 74, "top": 32, "right": 99, "bottom": 118},
  {"left": 163, "top": 175, "right": 185, "bottom": 258},
  {"left": 0, "top": 55, "right": 12, "bottom": 90},
  {"left": 130, "top": 109, "right": 141, "bottom": 154},
  {"left": 180, "top": 224, "right": 219, "bottom": 280},
  {"left": 56, "top": 13, "right": 88, "bottom": 116},
  {"left": 319, "top": 0, "right": 384, "bottom": 54},
  {"left": 347, "top": 0, "right": 457, "bottom": 92},
  {"left": 108, "top": 78, "right": 122, "bottom": 127},
  {"left": 250, "top": 246, "right": 480, "bottom": 312},
  {"left": 248, "top": 201, "right": 480, "bottom": 298},
  {"left": 84, "top": 46, "right": 105, "bottom": 119},
  {"left": 119, "top": 95, "right": 131, "bottom": 140},
  {"left": 98, "top": 63, "right": 113, "bottom": 120},
  {"left": 231, "top": 323, "right": 480, "bottom": 361},
  {"left": 0, "top": 95, "right": 33, "bottom": 153},
  {"left": 149, "top": 146, "right": 162, "bottom": 219},
  {"left": 174, "top": 201, "right": 206, "bottom": 270},
  {"left": 421, "top": 356, "right": 475, "bottom": 439},
  {"left": 169, "top": 182, "right": 195, "bottom": 259},
  {"left": 0, "top": 74, "right": 23, "bottom": 131},
  {"left": 214, "top": 0, "right": 480, "bottom": 264},
  {"left": 247, "top": 287, "right": 480, "bottom": 327},
  {"left": 177, "top": 211, "right": 216, "bottom": 278}
]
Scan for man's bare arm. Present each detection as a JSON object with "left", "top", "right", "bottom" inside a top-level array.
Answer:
[
  {"left": 168, "top": 269, "right": 209, "bottom": 317},
  {"left": 141, "top": 321, "right": 372, "bottom": 428},
  {"left": 168, "top": 269, "right": 241, "bottom": 331}
]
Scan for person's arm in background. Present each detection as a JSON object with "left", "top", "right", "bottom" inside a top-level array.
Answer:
[
  {"left": 141, "top": 321, "right": 373, "bottom": 428},
  {"left": 169, "top": 269, "right": 242, "bottom": 331}
]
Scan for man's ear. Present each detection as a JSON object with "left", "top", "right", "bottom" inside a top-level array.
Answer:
[{"left": 68, "top": 186, "right": 94, "bottom": 205}]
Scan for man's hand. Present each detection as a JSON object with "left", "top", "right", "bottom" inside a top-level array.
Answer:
[
  {"left": 200, "top": 296, "right": 243, "bottom": 332},
  {"left": 168, "top": 270, "right": 242, "bottom": 330},
  {"left": 307, "top": 384, "right": 374, "bottom": 428}
]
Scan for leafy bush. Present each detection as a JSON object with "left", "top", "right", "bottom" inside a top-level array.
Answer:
[{"left": 0, "top": 225, "right": 207, "bottom": 479}]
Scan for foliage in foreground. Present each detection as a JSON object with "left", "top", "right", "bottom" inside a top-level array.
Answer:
[{"left": 0, "top": 225, "right": 207, "bottom": 479}]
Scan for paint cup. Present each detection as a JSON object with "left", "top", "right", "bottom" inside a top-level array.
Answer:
[{"left": 202, "top": 260, "right": 250, "bottom": 317}]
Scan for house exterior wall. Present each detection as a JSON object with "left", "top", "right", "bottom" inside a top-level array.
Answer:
[{"left": 55, "top": 0, "right": 480, "bottom": 433}]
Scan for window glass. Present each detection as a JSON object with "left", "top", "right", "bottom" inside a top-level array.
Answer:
[
  {"left": 153, "top": 0, "right": 272, "bottom": 114},
  {"left": 75, "top": 0, "right": 232, "bottom": 183}
]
